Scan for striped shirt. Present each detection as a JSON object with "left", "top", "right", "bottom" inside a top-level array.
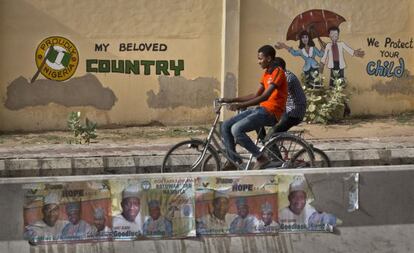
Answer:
[{"left": 285, "top": 70, "right": 307, "bottom": 119}]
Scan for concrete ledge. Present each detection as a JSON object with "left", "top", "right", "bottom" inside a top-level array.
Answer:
[
  {"left": 5, "top": 159, "right": 40, "bottom": 177},
  {"left": 324, "top": 150, "right": 352, "bottom": 167},
  {"left": 40, "top": 158, "right": 72, "bottom": 176},
  {"left": 0, "top": 160, "right": 5, "bottom": 177},
  {"left": 390, "top": 148, "right": 414, "bottom": 165},
  {"left": 72, "top": 157, "right": 104, "bottom": 175},
  {"left": 104, "top": 156, "right": 136, "bottom": 174},
  {"left": 0, "top": 148, "right": 413, "bottom": 178}
]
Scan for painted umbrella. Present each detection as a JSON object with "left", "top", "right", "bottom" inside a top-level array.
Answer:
[{"left": 286, "top": 9, "right": 346, "bottom": 41}]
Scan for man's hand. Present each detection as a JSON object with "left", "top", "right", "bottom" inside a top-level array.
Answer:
[
  {"left": 229, "top": 103, "right": 244, "bottom": 111},
  {"left": 354, "top": 49, "right": 365, "bottom": 58},
  {"left": 219, "top": 97, "right": 233, "bottom": 103}
]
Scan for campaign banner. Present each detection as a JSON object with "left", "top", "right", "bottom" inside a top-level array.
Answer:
[
  {"left": 109, "top": 177, "right": 195, "bottom": 240},
  {"left": 23, "top": 181, "right": 112, "bottom": 244},
  {"left": 195, "top": 175, "right": 279, "bottom": 236},
  {"left": 277, "top": 174, "right": 337, "bottom": 233}
]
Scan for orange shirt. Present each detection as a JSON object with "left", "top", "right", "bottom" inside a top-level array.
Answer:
[{"left": 259, "top": 66, "right": 288, "bottom": 119}]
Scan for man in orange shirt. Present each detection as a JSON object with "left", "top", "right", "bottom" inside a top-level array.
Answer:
[{"left": 220, "top": 45, "right": 288, "bottom": 170}]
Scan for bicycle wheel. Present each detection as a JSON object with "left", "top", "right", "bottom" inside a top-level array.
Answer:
[
  {"left": 293, "top": 147, "right": 331, "bottom": 167},
  {"left": 262, "top": 134, "right": 315, "bottom": 168},
  {"left": 161, "top": 139, "right": 221, "bottom": 173}
]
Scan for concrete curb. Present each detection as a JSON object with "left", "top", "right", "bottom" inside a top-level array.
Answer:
[{"left": 1, "top": 148, "right": 414, "bottom": 177}]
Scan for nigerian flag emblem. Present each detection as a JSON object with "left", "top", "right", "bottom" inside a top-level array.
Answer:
[{"left": 32, "top": 36, "right": 79, "bottom": 82}]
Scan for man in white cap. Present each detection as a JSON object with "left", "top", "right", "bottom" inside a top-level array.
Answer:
[
  {"left": 196, "top": 189, "right": 237, "bottom": 235},
  {"left": 142, "top": 200, "right": 172, "bottom": 237},
  {"left": 229, "top": 197, "right": 259, "bottom": 234},
  {"left": 257, "top": 202, "right": 279, "bottom": 233},
  {"left": 112, "top": 184, "right": 143, "bottom": 239},
  {"left": 92, "top": 207, "right": 112, "bottom": 237},
  {"left": 24, "top": 191, "right": 68, "bottom": 243},
  {"left": 61, "top": 201, "right": 94, "bottom": 240},
  {"left": 278, "top": 177, "right": 316, "bottom": 229}
]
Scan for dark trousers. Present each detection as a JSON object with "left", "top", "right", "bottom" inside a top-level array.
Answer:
[
  {"left": 329, "top": 61, "right": 350, "bottom": 116},
  {"left": 329, "top": 61, "right": 344, "bottom": 87},
  {"left": 267, "top": 112, "right": 303, "bottom": 137}
]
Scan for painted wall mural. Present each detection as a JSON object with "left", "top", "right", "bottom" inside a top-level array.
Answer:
[
  {"left": 275, "top": 9, "right": 365, "bottom": 88},
  {"left": 366, "top": 37, "right": 412, "bottom": 78},
  {"left": 87, "top": 42, "right": 184, "bottom": 76}
]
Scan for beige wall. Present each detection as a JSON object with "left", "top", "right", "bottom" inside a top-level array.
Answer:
[
  {"left": 239, "top": 0, "right": 414, "bottom": 115},
  {"left": 0, "top": 0, "right": 413, "bottom": 132},
  {"left": 0, "top": 0, "right": 222, "bottom": 131}
]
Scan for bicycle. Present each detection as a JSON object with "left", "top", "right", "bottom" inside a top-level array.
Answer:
[
  {"left": 292, "top": 144, "right": 331, "bottom": 167},
  {"left": 161, "top": 99, "right": 316, "bottom": 173}
]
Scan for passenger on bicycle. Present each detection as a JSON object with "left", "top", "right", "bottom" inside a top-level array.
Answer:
[
  {"left": 220, "top": 45, "right": 288, "bottom": 170},
  {"left": 266, "top": 57, "right": 307, "bottom": 137}
]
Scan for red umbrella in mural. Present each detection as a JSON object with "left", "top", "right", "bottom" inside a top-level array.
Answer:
[{"left": 286, "top": 9, "right": 346, "bottom": 45}]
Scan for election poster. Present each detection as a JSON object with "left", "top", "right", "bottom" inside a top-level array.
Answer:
[
  {"left": 23, "top": 181, "right": 111, "bottom": 244},
  {"left": 277, "top": 174, "right": 337, "bottom": 233},
  {"left": 195, "top": 175, "right": 279, "bottom": 236},
  {"left": 109, "top": 177, "right": 195, "bottom": 240}
]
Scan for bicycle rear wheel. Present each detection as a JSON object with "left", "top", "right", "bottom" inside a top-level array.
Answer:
[
  {"left": 161, "top": 139, "right": 220, "bottom": 173},
  {"left": 262, "top": 134, "right": 315, "bottom": 169},
  {"left": 293, "top": 147, "right": 331, "bottom": 167}
]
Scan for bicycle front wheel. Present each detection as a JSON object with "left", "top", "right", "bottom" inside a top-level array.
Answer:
[
  {"left": 161, "top": 139, "right": 221, "bottom": 173},
  {"left": 293, "top": 147, "right": 331, "bottom": 167},
  {"left": 262, "top": 134, "right": 315, "bottom": 169}
]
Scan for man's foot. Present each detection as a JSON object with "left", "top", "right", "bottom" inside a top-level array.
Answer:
[
  {"left": 222, "top": 161, "right": 238, "bottom": 171},
  {"left": 252, "top": 154, "right": 270, "bottom": 170}
]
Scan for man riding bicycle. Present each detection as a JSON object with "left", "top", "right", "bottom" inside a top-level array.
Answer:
[
  {"left": 220, "top": 45, "right": 288, "bottom": 170},
  {"left": 267, "top": 57, "right": 307, "bottom": 136}
]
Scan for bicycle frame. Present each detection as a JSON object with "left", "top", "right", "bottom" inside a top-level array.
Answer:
[
  {"left": 185, "top": 100, "right": 314, "bottom": 171},
  {"left": 193, "top": 100, "right": 260, "bottom": 171}
]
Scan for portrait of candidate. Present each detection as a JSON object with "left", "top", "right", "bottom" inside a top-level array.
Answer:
[
  {"left": 61, "top": 201, "right": 94, "bottom": 240},
  {"left": 278, "top": 177, "right": 316, "bottom": 227},
  {"left": 24, "top": 191, "right": 68, "bottom": 243},
  {"left": 142, "top": 200, "right": 172, "bottom": 237},
  {"left": 257, "top": 202, "right": 279, "bottom": 232},
  {"left": 112, "top": 184, "right": 143, "bottom": 238},
  {"left": 196, "top": 189, "right": 236, "bottom": 235},
  {"left": 229, "top": 197, "right": 259, "bottom": 234},
  {"left": 92, "top": 207, "right": 112, "bottom": 237}
]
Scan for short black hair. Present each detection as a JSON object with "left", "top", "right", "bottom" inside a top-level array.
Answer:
[
  {"left": 328, "top": 26, "right": 340, "bottom": 34},
  {"left": 258, "top": 45, "right": 276, "bottom": 59},
  {"left": 274, "top": 57, "right": 286, "bottom": 70}
]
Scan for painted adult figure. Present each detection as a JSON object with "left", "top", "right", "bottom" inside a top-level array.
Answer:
[
  {"left": 320, "top": 26, "right": 364, "bottom": 116},
  {"left": 275, "top": 31, "right": 324, "bottom": 88}
]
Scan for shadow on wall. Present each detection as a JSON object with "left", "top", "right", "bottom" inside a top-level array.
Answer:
[
  {"left": 4, "top": 74, "right": 117, "bottom": 110},
  {"left": 372, "top": 70, "right": 414, "bottom": 96},
  {"left": 146, "top": 76, "right": 221, "bottom": 109}
]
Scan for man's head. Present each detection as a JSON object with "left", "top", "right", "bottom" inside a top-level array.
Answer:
[
  {"left": 235, "top": 198, "right": 250, "bottom": 218},
  {"left": 258, "top": 45, "right": 276, "bottom": 69},
  {"left": 66, "top": 202, "right": 81, "bottom": 225},
  {"left": 121, "top": 185, "right": 141, "bottom": 222},
  {"left": 42, "top": 192, "right": 60, "bottom": 227},
  {"left": 93, "top": 207, "right": 106, "bottom": 232},
  {"left": 328, "top": 26, "right": 340, "bottom": 43},
  {"left": 212, "top": 190, "right": 230, "bottom": 220},
  {"left": 148, "top": 200, "right": 161, "bottom": 220},
  {"left": 261, "top": 202, "right": 273, "bottom": 226},
  {"left": 288, "top": 178, "right": 307, "bottom": 215},
  {"left": 274, "top": 57, "right": 286, "bottom": 71}
]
